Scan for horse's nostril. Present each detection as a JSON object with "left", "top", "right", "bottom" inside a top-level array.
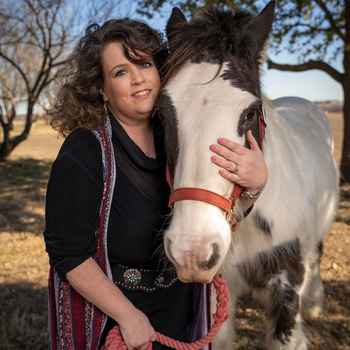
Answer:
[{"left": 200, "top": 243, "right": 221, "bottom": 271}]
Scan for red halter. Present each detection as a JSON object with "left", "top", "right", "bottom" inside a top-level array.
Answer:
[
  {"left": 167, "top": 109, "right": 266, "bottom": 231},
  {"left": 168, "top": 185, "right": 242, "bottom": 229}
]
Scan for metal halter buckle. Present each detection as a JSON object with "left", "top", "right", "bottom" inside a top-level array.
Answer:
[{"left": 224, "top": 199, "right": 235, "bottom": 224}]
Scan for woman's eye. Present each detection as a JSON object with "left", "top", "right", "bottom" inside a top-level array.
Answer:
[
  {"left": 141, "top": 62, "right": 152, "bottom": 69},
  {"left": 245, "top": 109, "right": 258, "bottom": 120},
  {"left": 116, "top": 69, "right": 126, "bottom": 77}
]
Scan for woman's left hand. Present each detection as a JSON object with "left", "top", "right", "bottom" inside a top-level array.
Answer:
[{"left": 210, "top": 130, "right": 267, "bottom": 194}]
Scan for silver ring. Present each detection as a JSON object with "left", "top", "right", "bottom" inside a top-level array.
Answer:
[{"left": 232, "top": 163, "right": 239, "bottom": 174}]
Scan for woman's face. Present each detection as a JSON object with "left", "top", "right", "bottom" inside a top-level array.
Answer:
[{"left": 100, "top": 42, "right": 161, "bottom": 126}]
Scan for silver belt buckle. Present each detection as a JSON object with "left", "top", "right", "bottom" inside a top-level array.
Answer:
[{"left": 123, "top": 268, "right": 142, "bottom": 286}]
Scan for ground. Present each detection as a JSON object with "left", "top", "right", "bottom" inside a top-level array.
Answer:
[{"left": 0, "top": 111, "right": 349, "bottom": 349}]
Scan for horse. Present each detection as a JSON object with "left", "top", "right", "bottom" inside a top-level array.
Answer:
[{"left": 156, "top": 1, "right": 339, "bottom": 349}]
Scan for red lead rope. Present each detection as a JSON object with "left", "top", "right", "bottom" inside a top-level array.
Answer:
[{"left": 101, "top": 275, "right": 230, "bottom": 350}]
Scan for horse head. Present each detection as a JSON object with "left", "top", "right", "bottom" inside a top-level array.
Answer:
[{"left": 157, "top": 1, "right": 275, "bottom": 283}]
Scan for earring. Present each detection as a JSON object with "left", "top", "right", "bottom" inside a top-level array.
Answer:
[{"left": 102, "top": 100, "right": 108, "bottom": 116}]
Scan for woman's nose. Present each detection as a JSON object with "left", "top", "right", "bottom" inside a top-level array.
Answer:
[{"left": 131, "top": 69, "right": 145, "bottom": 85}]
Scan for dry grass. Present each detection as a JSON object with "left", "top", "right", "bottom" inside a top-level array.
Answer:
[
  {"left": 0, "top": 113, "right": 349, "bottom": 349},
  {"left": 0, "top": 157, "right": 53, "bottom": 349},
  {"left": 0, "top": 120, "right": 61, "bottom": 349}
]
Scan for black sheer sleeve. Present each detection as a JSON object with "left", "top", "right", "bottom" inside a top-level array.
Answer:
[{"left": 43, "top": 128, "right": 104, "bottom": 281}]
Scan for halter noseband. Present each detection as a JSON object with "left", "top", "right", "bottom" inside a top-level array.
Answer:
[
  {"left": 167, "top": 109, "right": 266, "bottom": 231},
  {"left": 168, "top": 185, "right": 242, "bottom": 228}
]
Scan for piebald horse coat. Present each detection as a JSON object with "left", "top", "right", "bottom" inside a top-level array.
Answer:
[{"left": 157, "top": 2, "right": 339, "bottom": 349}]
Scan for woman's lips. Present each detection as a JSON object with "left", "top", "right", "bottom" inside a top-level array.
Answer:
[{"left": 133, "top": 89, "right": 151, "bottom": 97}]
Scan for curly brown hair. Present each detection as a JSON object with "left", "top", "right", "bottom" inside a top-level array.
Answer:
[{"left": 49, "top": 18, "right": 167, "bottom": 137}]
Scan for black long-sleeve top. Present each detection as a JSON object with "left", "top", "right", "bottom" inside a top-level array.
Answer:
[{"left": 44, "top": 115, "right": 171, "bottom": 280}]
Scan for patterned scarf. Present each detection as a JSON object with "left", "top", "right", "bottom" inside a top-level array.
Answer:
[{"left": 48, "top": 117, "right": 116, "bottom": 350}]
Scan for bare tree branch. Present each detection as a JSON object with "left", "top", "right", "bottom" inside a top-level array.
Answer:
[
  {"left": 0, "top": 52, "right": 30, "bottom": 89},
  {"left": 267, "top": 58, "right": 344, "bottom": 84},
  {"left": 315, "top": 0, "right": 345, "bottom": 41}
]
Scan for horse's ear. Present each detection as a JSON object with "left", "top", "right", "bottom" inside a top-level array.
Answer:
[
  {"left": 166, "top": 7, "right": 187, "bottom": 38},
  {"left": 241, "top": 0, "right": 275, "bottom": 63}
]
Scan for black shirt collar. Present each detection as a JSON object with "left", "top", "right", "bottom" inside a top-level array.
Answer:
[{"left": 108, "top": 112, "right": 165, "bottom": 171}]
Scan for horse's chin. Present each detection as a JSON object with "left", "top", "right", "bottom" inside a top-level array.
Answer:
[{"left": 177, "top": 268, "right": 218, "bottom": 284}]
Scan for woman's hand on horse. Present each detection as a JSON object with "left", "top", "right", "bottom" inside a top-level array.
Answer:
[
  {"left": 210, "top": 130, "right": 268, "bottom": 194},
  {"left": 118, "top": 306, "right": 157, "bottom": 350}
]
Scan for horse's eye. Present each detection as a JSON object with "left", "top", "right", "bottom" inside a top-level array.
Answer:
[
  {"left": 156, "top": 111, "right": 164, "bottom": 120},
  {"left": 245, "top": 109, "right": 258, "bottom": 120}
]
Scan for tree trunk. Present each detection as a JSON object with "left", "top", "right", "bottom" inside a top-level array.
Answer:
[
  {"left": 0, "top": 130, "right": 30, "bottom": 162},
  {"left": 340, "top": 0, "right": 350, "bottom": 184},
  {"left": 0, "top": 141, "right": 13, "bottom": 161},
  {"left": 340, "top": 64, "right": 350, "bottom": 184},
  {"left": 0, "top": 104, "right": 35, "bottom": 162},
  {"left": 0, "top": 107, "right": 17, "bottom": 162}
]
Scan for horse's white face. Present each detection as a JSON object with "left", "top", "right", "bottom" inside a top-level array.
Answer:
[{"left": 159, "top": 61, "right": 258, "bottom": 283}]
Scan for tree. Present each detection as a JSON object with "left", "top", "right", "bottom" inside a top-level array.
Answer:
[
  {"left": 0, "top": 56, "right": 26, "bottom": 141},
  {"left": 0, "top": 0, "right": 119, "bottom": 161},
  {"left": 267, "top": 0, "right": 348, "bottom": 184},
  {"left": 137, "top": 0, "right": 349, "bottom": 183}
]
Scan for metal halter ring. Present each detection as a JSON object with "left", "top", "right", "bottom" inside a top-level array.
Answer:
[{"left": 232, "top": 163, "right": 239, "bottom": 174}]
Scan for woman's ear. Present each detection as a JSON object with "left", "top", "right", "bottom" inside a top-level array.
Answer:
[{"left": 100, "top": 88, "right": 108, "bottom": 102}]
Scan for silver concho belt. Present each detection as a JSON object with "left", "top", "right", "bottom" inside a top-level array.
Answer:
[{"left": 111, "top": 264, "right": 178, "bottom": 293}]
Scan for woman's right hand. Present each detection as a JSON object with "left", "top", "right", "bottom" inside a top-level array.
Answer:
[{"left": 118, "top": 306, "right": 157, "bottom": 350}]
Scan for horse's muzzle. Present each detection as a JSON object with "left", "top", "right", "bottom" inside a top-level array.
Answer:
[{"left": 165, "top": 238, "right": 223, "bottom": 283}]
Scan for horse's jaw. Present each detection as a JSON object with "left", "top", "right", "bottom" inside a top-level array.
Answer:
[{"left": 164, "top": 202, "right": 231, "bottom": 283}]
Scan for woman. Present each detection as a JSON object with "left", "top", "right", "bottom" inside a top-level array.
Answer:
[{"left": 44, "top": 18, "right": 267, "bottom": 350}]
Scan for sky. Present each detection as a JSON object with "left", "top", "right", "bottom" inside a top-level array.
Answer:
[
  {"left": 260, "top": 54, "right": 343, "bottom": 102},
  {"left": 142, "top": 4, "right": 344, "bottom": 103}
]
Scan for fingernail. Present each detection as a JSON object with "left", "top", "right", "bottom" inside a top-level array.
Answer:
[
  {"left": 212, "top": 156, "right": 217, "bottom": 162},
  {"left": 210, "top": 145, "right": 216, "bottom": 150},
  {"left": 219, "top": 170, "right": 225, "bottom": 175},
  {"left": 218, "top": 139, "right": 224, "bottom": 144}
]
